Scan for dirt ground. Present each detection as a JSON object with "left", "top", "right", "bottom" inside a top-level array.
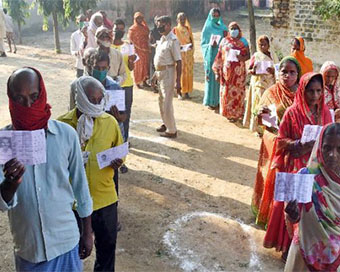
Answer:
[{"left": 0, "top": 12, "right": 285, "bottom": 272}]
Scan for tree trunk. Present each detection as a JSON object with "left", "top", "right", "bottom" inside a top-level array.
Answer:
[
  {"left": 52, "top": 11, "right": 61, "bottom": 54},
  {"left": 17, "top": 21, "right": 22, "bottom": 44},
  {"left": 247, "top": 0, "right": 256, "bottom": 55}
]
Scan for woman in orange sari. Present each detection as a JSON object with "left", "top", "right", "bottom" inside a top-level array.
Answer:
[
  {"left": 128, "top": 12, "right": 150, "bottom": 89},
  {"left": 173, "top": 12, "right": 194, "bottom": 100},
  {"left": 291, "top": 37, "right": 313, "bottom": 76},
  {"left": 212, "top": 22, "right": 250, "bottom": 122},
  {"left": 252, "top": 56, "right": 301, "bottom": 227},
  {"left": 264, "top": 72, "right": 332, "bottom": 261}
]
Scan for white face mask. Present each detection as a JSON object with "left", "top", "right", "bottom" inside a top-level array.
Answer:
[{"left": 99, "top": 40, "right": 111, "bottom": 48}]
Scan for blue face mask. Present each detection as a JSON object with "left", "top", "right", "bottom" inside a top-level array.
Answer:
[
  {"left": 230, "top": 29, "right": 239, "bottom": 38},
  {"left": 92, "top": 69, "right": 107, "bottom": 82}
]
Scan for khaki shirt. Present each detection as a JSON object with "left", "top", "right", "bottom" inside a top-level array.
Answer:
[{"left": 154, "top": 31, "right": 181, "bottom": 67}]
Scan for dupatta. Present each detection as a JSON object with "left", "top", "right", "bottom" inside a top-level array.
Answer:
[
  {"left": 291, "top": 37, "right": 313, "bottom": 76},
  {"left": 320, "top": 61, "right": 340, "bottom": 110}
]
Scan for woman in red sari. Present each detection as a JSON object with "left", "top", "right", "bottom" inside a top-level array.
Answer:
[
  {"left": 264, "top": 72, "right": 333, "bottom": 261},
  {"left": 128, "top": 12, "right": 150, "bottom": 89},
  {"left": 212, "top": 22, "right": 250, "bottom": 122},
  {"left": 320, "top": 61, "right": 340, "bottom": 111}
]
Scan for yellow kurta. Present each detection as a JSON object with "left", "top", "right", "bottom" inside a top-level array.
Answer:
[
  {"left": 173, "top": 21, "right": 194, "bottom": 94},
  {"left": 58, "top": 109, "right": 123, "bottom": 211}
]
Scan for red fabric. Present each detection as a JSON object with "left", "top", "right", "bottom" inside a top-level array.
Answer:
[
  {"left": 7, "top": 67, "right": 51, "bottom": 130},
  {"left": 103, "top": 17, "right": 114, "bottom": 30},
  {"left": 264, "top": 72, "right": 332, "bottom": 254}
]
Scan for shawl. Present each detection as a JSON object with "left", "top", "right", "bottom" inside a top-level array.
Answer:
[
  {"left": 298, "top": 123, "right": 340, "bottom": 271},
  {"left": 291, "top": 37, "right": 313, "bottom": 76},
  {"left": 320, "top": 61, "right": 340, "bottom": 110},
  {"left": 7, "top": 67, "right": 51, "bottom": 130}
]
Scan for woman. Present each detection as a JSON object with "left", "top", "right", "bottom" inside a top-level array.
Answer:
[
  {"left": 320, "top": 61, "right": 340, "bottom": 111},
  {"left": 128, "top": 12, "right": 150, "bottom": 89},
  {"left": 212, "top": 22, "right": 250, "bottom": 121},
  {"left": 291, "top": 37, "right": 313, "bottom": 76},
  {"left": 284, "top": 123, "right": 340, "bottom": 271},
  {"left": 200, "top": 8, "right": 227, "bottom": 110},
  {"left": 243, "top": 35, "right": 277, "bottom": 131},
  {"left": 173, "top": 12, "right": 194, "bottom": 100},
  {"left": 252, "top": 57, "right": 301, "bottom": 227},
  {"left": 264, "top": 72, "right": 332, "bottom": 260}
]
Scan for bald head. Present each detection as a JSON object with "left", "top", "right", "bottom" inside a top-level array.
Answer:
[{"left": 8, "top": 68, "right": 40, "bottom": 107}]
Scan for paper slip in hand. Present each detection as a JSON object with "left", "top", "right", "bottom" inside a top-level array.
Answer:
[
  {"left": 226, "top": 49, "right": 240, "bottom": 62},
  {"left": 255, "top": 61, "right": 273, "bottom": 75},
  {"left": 210, "top": 34, "right": 221, "bottom": 46},
  {"left": 96, "top": 142, "right": 129, "bottom": 169},
  {"left": 330, "top": 109, "right": 335, "bottom": 123},
  {"left": 261, "top": 104, "right": 278, "bottom": 129},
  {"left": 274, "top": 172, "right": 315, "bottom": 203},
  {"left": 0, "top": 129, "right": 46, "bottom": 165},
  {"left": 180, "top": 43, "right": 192, "bottom": 52},
  {"left": 301, "top": 125, "right": 323, "bottom": 144},
  {"left": 105, "top": 89, "right": 126, "bottom": 111}
]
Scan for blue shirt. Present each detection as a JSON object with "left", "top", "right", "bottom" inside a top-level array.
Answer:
[{"left": 0, "top": 120, "right": 93, "bottom": 263}]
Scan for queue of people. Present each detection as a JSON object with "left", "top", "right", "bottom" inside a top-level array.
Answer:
[{"left": 0, "top": 6, "right": 339, "bottom": 272}]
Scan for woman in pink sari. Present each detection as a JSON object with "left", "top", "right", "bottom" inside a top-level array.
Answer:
[
  {"left": 212, "top": 22, "right": 250, "bottom": 122},
  {"left": 264, "top": 72, "right": 333, "bottom": 260}
]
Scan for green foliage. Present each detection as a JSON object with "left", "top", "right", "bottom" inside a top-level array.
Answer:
[
  {"left": 316, "top": 0, "right": 340, "bottom": 20},
  {"left": 3, "top": 0, "right": 30, "bottom": 25}
]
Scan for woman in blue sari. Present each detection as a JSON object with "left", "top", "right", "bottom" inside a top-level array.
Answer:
[{"left": 201, "top": 8, "right": 227, "bottom": 110}]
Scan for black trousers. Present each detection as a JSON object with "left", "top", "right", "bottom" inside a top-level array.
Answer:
[
  {"left": 92, "top": 203, "right": 118, "bottom": 272},
  {"left": 123, "top": 86, "right": 133, "bottom": 142}
]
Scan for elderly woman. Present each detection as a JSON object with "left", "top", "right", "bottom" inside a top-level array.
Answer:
[
  {"left": 252, "top": 57, "right": 301, "bottom": 227},
  {"left": 320, "top": 61, "right": 340, "bottom": 111},
  {"left": 264, "top": 72, "right": 333, "bottom": 261},
  {"left": 173, "top": 12, "right": 194, "bottom": 100},
  {"left": 284, "top": 123, "right": 340, "bottom": 271},
  {"left": 212, "top": 21, "right": 250, "bottom": 122}
]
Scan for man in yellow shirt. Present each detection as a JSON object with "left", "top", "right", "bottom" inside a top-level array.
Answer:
[{"left": 58, "top": 76, "right": 123, "bottom": 271}]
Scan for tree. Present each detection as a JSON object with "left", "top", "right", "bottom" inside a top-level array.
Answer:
[
  {"left": 247, "top": 0, "right": 256, "bottom": 55},
  {"left": 33, "top": 0, "right": 99, "bottom": 54},
  {"left": 316, "top": 0, "right": 340, "bottom": 20},
  {"left": 3, "top": 0, "right": 30, "bottom": 44}
]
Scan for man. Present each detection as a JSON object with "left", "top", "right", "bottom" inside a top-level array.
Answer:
[
  {"left": 0, "top": 8, "right": 6, "bottom": 57},
  {"left": 86, "top": 12, "right": 103, "bottom": 49},
  {"left": 0, "top": 67, "right": 93, "bottom": 271},
  {"left": 70, "top": 14, "right": 87, "bottom": 78},
  {"left": 152, "top": 16, "right": 182, "bottom": 138},
  {"left": 95, "top": 26, "right": 126, "bottom": 85},
  {"left": 58, "top": 76, "right": 124, "bottom": 271},
  {"left": 3, "top": 8, "right": 16, "bottom": 54}
]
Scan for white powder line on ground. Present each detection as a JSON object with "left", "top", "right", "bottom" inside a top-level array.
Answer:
[
  {"left": 131, "top": 119, "right": 163, "bottom": 124},
  {"left": 163, "top": 211, "right": 262, "bottom": 272},
  {"left": 129, "top": 134, "right": 169, "bottom": 143}
]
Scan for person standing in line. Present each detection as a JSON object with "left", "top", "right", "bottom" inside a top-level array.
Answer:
[
  {"left": 59, "top": 76, "right": 124, "bottom": 271},
  {"left": 290, "top": 37, "right": 313, "bottom": 76},
  {"left": 173, "top": 12, "right": 194, "bottom": 100},
  {"left": 320, "top": 61, "right": 340, "bottom": 112},
  {"left": 200, "top": 8, "right": 227, "bottom": 110},
  {"left": 1, "top": 67, "right": 93, "bottom": 271},
  {"left": 3, "top": 8, "right": 16, "bottom": 54},
  {"left": 151, "top": 16, "right": 182, "bottom": 138},
  {"left": 112, "top": 19, "right": 137, "bottom": 173},
  {"left": 86, "top": 12, "right": 103, "bottom": 49},
  {"left": 70, "top": 14, "right": 87, "bottom": 78},
  {"left": 0, "top": 8, "right": 6, "bottom": 57},
  {"left": 128, "top": 12, "right": 150, "bottom": 89},
  {"left": 149, "top": 16, "right": 161, "bottom": 93}
]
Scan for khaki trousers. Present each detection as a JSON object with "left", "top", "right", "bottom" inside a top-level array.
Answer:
[{"left": 157, "top": 67, "right": 177, "bottom": 133}]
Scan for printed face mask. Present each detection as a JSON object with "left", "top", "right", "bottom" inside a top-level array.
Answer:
[
  {"left": 230, "top": 29, "right": 239, "bottom": 38},
  {"left": 92, "top": 69, "right": 108, "bottom": 82}
]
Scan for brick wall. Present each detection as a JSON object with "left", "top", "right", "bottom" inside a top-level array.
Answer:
[{"left": 270, "top": 0, "right": 340, "bottom": 67}]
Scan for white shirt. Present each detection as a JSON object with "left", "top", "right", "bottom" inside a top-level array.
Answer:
[
  {"left": 70, "top": 29, "right": 84, "bottom": 70},
  {"left": 4, "top": 14, "right": 14, "bottom": 33}
]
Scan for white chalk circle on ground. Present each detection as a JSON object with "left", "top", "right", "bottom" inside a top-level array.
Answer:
[{"left": 163, "top": 211, "right": 262, "bottom": 272}]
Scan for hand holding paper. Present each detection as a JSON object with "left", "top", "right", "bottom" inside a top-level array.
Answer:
[
  {"left": 96, "top": 142, "right": 129, "bottom": 169},
  {"left": 255, "top": 61, "right": 273, "bottom": 75},
  {"left": 301, "top": 125, "right": 323, "bottom": 144},
  {"left": 210, "top": 35, "right": 221, "bottom": 46},
  {"left": 226, "top": 49, "right": 240, "bottom": 62},
  {"left": 105, "top": 89, "right": 126, "bottom": 111},
  {"left": 261, "top": 104, "right": 278, "bottom": 129}
]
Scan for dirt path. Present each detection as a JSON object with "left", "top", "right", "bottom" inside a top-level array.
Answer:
[{"left": 0, "top": 15, "right": 284, "bottom": 272}]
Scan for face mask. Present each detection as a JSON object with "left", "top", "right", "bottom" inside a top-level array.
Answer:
[
  {"left": 99, "top": 40, "right": 111, "bottom": 48},
  {"left": 157, "top": 25, "right": 165, "bottom": 33},
  {"left": 230, "top": 29, "right": 239, "bottom": 38},
  {"left": 212, "top": 17, "right": 219, "bottom": 23},
  {"left": 79, "top": 21, "right": 85, "bottom": 29},
  {"left": 114, "top": 30, "right": 125, "bottom": 40},
  {"left": 92, "top": 69, "right": 107, "bottom": 82}
]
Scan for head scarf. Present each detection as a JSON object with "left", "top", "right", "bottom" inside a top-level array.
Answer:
[
  {"left": 75, "top": 76, "right": 106, "bottom": 146},
  {"left": 291, "top": 37, "right": 313, "bottom": 76},
  {"left": 298, "top": 123, "right": 340, "bottom": 271},
  {"left": 89, "top": 12, "right": 103, "bottom": 35},
  {"left": 7, "top": 67, "right": 51, "bottom": 130},
  {"left": 130, "top": 12, "right": 149, "bottom": 32},
  {"left": 279, "top": 56, "right": 302, "bottom": 82},
  {"left": 227, "top": 21, "right": 242, "bottom": 39},
  {"left": 174, "top": 13, "right": 194, "bottom": 50},
  {"left": 95, "top": 26, "right": 113, "bottom": 41},
  {"left": 320, "top": 61, "right": 340, "bottom": 110}
]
